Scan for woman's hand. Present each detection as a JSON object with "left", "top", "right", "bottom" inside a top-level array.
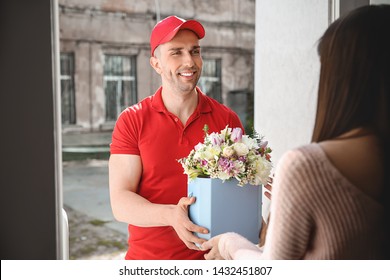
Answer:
[
  {"left": 170, "top": 196, "right": 209, "bottom": 250},
  {"left": 260, "top": 174, "right": 273, "bottom": 246},
  {"left": 201, "top": 235, "right": 225, "bottom": 260},
  {"left": 264, "top": 174, "right": 273, "bottom": 200}
]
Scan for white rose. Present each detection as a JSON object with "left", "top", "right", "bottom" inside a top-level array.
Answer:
[
  {"left": 254, "top": 157, "right": 273, "bottom": 185},
  {"left": 222, "top": 146, "right": 235, "bottom": 157},
  {"left": 233, "top": 142, "right": 249, "bottom": 156},
  {"left": 217, "top": 170, "right": 231, "bottom": 181},
  {"left": 202, "top": 146, "right": 221, "bottom": 160},
  {"left": 241, "top": 135, "right": 259, "bottom": 149}
]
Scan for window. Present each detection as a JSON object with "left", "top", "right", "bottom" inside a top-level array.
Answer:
[
  {"left": 198, "top": 59, "right": 222, "bottom": 103},
  {"left": 60, "top": 53, "right": 76, "bottom": 124},
  {"left": 104, "top": 55, "right": 137, "bottom": 122}
]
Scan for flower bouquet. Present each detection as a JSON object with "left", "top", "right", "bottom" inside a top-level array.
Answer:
[{"left": 178, "top": 125, "right": 272, "bottom": 244}]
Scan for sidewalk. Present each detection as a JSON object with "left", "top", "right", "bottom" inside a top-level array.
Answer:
[
  {"left": 62, "top": 159, "right": 127, "bottom": 235},
  {"left": 63, "top": 159, "right": 128, "bottom": 259},
  {"left": 62, "top": 131, "right": 128, "bottom": 259},
  {"left": 62, "top": 131, "right": 112, "bottom": 152}
]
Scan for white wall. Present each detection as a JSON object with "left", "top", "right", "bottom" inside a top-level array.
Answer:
[
  {"left": 254, "top": 0, "right": 390, "bottom": 219},
  {"left": 254, "top": 0, "right": 329, "bottom": 166},
  {"left": 255, "top": 0, "right": 389, "bottom": 167}
]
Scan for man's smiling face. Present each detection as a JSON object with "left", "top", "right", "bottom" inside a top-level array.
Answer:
[{"left": 153, "top": 29, "right": 203, "bottom": 95}]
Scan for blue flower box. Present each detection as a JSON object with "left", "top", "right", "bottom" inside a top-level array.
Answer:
[{"left": 188, "top": 177, "right": 262, "bottom": 244}]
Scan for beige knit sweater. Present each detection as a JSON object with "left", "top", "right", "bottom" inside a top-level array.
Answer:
[{"left": 219, "top": 143, "right": 385, "bottom": 259}]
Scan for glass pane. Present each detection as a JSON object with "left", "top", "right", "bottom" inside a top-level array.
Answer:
[
  {"left": 60, "top": 53, "right": 74, "bottom": 75},
  {"left": 202, "top": 59, "right": 216, "bottom": 76},
  {"left": 60, "top": 53, "right": 76, "bottom": 124},
  {"left": 61, "top": 80, "right": 71, "bottom": 124},
  {"left": 122, "top": 81, "right": 130, "bottom": 111},
  {"left": 122, "top": 56, "right": 131, "bottom": 76},
  {"left": 104, "top": 55, "right": 132, "bottom": 76},
  {"left": 105, "top": 80, "right": 119, "bottom": 121},
  {"left": 199, "top": 59, "right": 222, "bottom": 103}
]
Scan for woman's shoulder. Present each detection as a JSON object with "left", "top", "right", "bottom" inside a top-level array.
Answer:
[
  {"left": 271, "top": 144, "right": 327, "bottom": 212},
  {"left": 277, "top": 143, "right": 325, "bottom": 171},
  {"left": 274, "top": 143, "right": 327, "bottom": 189}
]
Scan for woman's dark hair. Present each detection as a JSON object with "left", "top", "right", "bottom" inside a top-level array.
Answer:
[{"left": 312, "top": 4, "right": 390, "bottom": 259}]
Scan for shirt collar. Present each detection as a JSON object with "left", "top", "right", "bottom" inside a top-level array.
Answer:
[{"left": 151, "top": 86, "right": 212, "bottom": 114}]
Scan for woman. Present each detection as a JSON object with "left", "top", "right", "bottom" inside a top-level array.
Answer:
[{"left": 201, "top": 4, "right": 390, "bottom": 260}]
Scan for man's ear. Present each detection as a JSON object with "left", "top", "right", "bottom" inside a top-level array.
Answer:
[{"left": 150, "top": 56, "right": 162, "bottom": 75}]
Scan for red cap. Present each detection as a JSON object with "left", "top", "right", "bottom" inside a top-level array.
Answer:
[{"left": 150, "top": 15, "right": 205, "bottom": 56}]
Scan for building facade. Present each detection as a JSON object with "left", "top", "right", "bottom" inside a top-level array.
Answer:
[{"left": 59, "top": 0, "right": 256, "bottom": 134}]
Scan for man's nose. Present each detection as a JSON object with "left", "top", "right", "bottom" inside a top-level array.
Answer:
[{"left": 182, "top": 51, "right": 195, "bottom": 66}]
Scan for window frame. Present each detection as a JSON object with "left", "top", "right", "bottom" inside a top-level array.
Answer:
[{"left": 103, "top": 54, "right": 137, "bottom": 122}]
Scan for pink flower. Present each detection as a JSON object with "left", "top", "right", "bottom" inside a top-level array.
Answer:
[
  {"left": 260, "top": 141, "right": 268, "bottom": 149},
  {"left": 209, "top": 132, "right": 223, "bottom": 146},
  {"left": 231, "top": 128, "right": 243, "bottom": 142}
]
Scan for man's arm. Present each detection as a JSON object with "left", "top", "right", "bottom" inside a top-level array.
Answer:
[{"left": 108, "top": 154, "right": 208, "bottom": 250}]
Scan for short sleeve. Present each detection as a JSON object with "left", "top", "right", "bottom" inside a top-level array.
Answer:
[{"left": 110, "top": 108, "right": 140, "bottom": 155}]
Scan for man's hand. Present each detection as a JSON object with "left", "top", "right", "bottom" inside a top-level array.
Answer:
[{"left": 170, "top": 196, "right": 209, "bottom": 250}]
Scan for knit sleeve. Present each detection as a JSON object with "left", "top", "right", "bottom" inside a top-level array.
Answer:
[{"left": 260, "top": 148, "right": 314, "bottom": 259}]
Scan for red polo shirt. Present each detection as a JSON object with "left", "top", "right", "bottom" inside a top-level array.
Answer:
[{"left": 110, "top": 86, "right": 244, "bottom": 260}]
